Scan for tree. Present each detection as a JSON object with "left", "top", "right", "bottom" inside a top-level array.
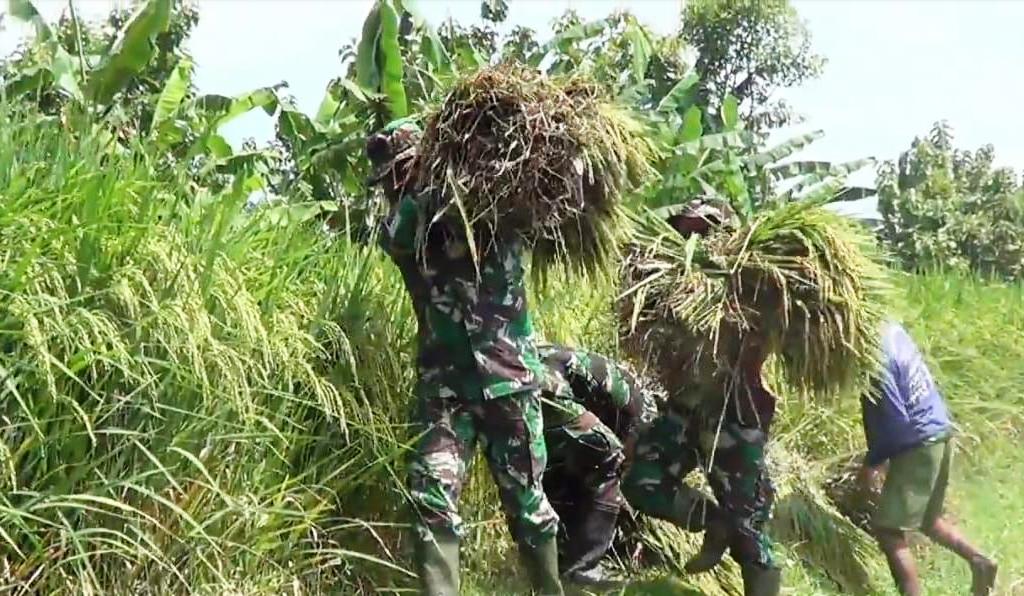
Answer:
[
  {"left": 877, "top": 121, "right": 1024, "bottom": 278},
  {"left": 4, "top": 0, "right": 299, "bottom": 198},
  {"left": 681, "top": 0, "right": 824, "bottom": 134},
  {"left": 2, "top": 0, "right": 855, "bottom": 234},
  {"left": 277, "top": 0, "right": 860, "bottom": 234},
  {"left": 2, "top": 0, "right": 199, "bottom": 133}
]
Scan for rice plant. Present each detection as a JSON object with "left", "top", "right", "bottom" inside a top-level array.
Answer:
[
  {"left": 0, "top": 104, "right": 1019, "bottom": 596},
  {"left": 0, "top": 107, "right": 419, "bottom": 594}
]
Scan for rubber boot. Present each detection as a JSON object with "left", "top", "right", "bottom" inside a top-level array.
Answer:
[
  {"left": 414, "top": 532, "right": 460, "bottom": 596},
  {"left": 741, "top": 563, "right": 781, "bottom": 596},
  {"left": 561, "top": 506, "right": 620, "bottom": 577},
  {"left": 519, "top": 535, "right": 565, "bottom": 595},
  {"left": 970, "top": 555, "right": 998, "bottom": 596},
  {"left": 565, "top": 561, "right": 626, "bottom": 591},
  {"left": 684, "top": 517, "right": 731, "bottom": 574}
]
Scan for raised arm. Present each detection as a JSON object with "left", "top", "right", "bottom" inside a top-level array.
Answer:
[{"left": 378, "top": 194, "right": 420, "bottom": 256}]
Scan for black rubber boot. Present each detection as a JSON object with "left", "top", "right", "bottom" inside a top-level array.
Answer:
[
  {"left": 683, "top": 517, "right": 731, "bottom": 574},
  {"left": 564, "top": 561, "right": 626, "bottom": 591},
  {"left": 561, "top": 505, "right": 621, "bottom": 576},
  {"left": 519, "top": 535, "right": 566, "bottom": 595},
  {"left": 413, "top": 532, "right": 460, "bottom": 596},
  {"left": 741, "top": 563, "right": 782, "bottom": 596}
]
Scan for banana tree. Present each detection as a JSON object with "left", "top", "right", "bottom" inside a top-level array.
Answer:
[
  {"left": 646, "top": 100, "right": 875, "bottom": 219},
  {"left": 6, "top": 0, "right": 172, "bottom": 110},
  {"left": 278, "top": 0, "right": 446, "bottom": 205},
  {"left": 4, "top": 0, "right": 85, "bottom": 102},
  {"left": 4, "top": 0, "right": 188, "bottom": 159},
  {"left": 135, "top": 49, "right": 287, "bottom": 188},
  {"left": 742, "top": 131, "right": 876, "bottom": 205},
  {"left": 274, "top": 79, "right": 385, "bottom": 209},
  {"left": 354, "top": 0, "right": 412, "bottom": 127},
  {"left": 150, "top": 69, "right": 284, "bottom": 156}
]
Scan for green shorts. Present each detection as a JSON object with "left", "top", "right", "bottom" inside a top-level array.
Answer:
[{"left": 873, "top": 437, "right": 952, "bottom": 531}]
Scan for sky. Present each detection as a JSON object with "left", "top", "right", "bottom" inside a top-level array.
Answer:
[{"left": 3, "top": 0, "right": 1024, "bottom": 218}]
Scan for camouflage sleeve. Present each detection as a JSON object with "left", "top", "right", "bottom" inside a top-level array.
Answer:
[
  {"left": 378, "top": 194, "right": 419, "bottom": 255},
  {"left": 539, "top": 345, "right": 660, "bottom": 443},
  {"left": 552, "top": 349, "right": 632, "bottom": 413},
  {"left": 571, "top": 350, "right": 635, "bottom": 411},
  {"left": 603, "top": 361, "right": 655, "bottom": 439}
]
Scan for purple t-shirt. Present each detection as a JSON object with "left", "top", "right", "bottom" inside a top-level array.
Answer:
[{"left": 861, "top": 321, "right": 953, "bottom": 467}]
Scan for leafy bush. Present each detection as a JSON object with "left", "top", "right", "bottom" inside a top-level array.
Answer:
[{"left": 877, "top": 121, "right": 1024, "bottom": 278}]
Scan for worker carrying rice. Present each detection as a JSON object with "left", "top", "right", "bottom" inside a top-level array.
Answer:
[
  {"left": 858, "top": 320, "right": 997, "bottom": 596},
  {"left": 621, "top": 199, "right": 782, "bottom": 596},
  {"left": 366, "top": 120, "right": 564, "bottom": 596},
  {"left": 536, "top": 343, "right": 658, "bottom": 589}
]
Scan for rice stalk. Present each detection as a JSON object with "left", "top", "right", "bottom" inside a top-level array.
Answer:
[
  {"left": 415, "top": 64, "right": 655, "bottom": 276},
  {"left": 0, "top": 107, "right": 415, "bottom": 594},
  {"left": 619, "top": 200, "right": 892, "bottom": 404}
]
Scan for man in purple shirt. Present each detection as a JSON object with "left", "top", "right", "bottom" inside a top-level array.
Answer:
[{"left": 859, "top": 320, "right": 997, "bottom": 596}]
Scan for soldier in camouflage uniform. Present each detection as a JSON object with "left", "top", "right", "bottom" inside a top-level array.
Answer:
[
  {"left": 536, "top": 344, "right": 659, "bottom": 588},
  {"left": 621, "top": 202, "right": 782, "bottom": 596},
  {"left": 622, "top": 371, "right": 779, "bottom": 592},
  {"left": 366, "top": 121, "right": 563, "bottom": 595}
]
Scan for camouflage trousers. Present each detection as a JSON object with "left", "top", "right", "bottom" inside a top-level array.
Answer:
[
  {"left": 622, "top": 408, "right": 776, "bottom": 567},
  {"left": 543, "top": 411, "right": 626, "bottom": 570},
  {"left": 407, "top": 386, "right": 560, "bottom": 548},
  {"left": 544, "top": 411, "right": 625, "bottom": 512}
]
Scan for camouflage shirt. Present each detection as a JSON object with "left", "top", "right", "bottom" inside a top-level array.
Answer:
[
  {"left": 379, "top": 194, "right": 545, "bottom": 400},
  {"left": 538, "top": 344, "right": 658, "bottom": 434}
]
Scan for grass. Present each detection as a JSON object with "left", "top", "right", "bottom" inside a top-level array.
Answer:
[
  {"left": 912, "top": 436, "right": 1024, "bottom": 595},
  {"left": 0, "top": 108, "right": 1020, "bottom": 595},
  {"left": 0, "top": 109, "right": 421, "bottom": 593}
]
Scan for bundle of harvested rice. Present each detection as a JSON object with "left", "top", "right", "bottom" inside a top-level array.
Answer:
[
  {"left": 769, "top": 447, "right": 884, "bottom": 594},
  {"left": 823, "top": 455, "right": 878, "bottom": 532},
  {"left": 415, "top": 64, "right": 654, "bottom": 274},
  {"left": 619, "top": 200, "right": 891, "bottom": 401}
]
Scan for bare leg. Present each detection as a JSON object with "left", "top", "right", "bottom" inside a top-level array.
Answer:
[
  {"left": 924, "top": 517, "right": 997, "bottom": 595},
  {"left": 875, "top": 527, "right": 922, "bottom": 596}
]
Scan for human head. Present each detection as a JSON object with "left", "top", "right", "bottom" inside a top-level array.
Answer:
[
  {"left": 666, "top": 197, "right": 735, "bottom": 238},
  {"left": 366, "top": 118, "right": 422, "bottom": 200}
]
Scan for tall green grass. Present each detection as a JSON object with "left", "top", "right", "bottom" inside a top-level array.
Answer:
[
  {"left": 0, "top": 109, "right": 421, "bottom": 594},
  {"left": 0, "top": 109, "right": 1018, "bottom": 595}
]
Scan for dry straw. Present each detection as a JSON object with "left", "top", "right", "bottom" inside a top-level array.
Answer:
[
  {"left": 415, "top": 64, "right": 655, "bottom": 275},
  {"left": 619, "top": 200, "right": 891, "bottom": 403}
]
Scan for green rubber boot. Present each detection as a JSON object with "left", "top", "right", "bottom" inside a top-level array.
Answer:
[
  {"left": 741, "top": 563, "right": 781, "bottom": 596},
  {"left": 414, "top": 532, "right": 460, "bottom": 596},
  {"left": 519, "top": 535, "right": 565, "bottom": 595}
]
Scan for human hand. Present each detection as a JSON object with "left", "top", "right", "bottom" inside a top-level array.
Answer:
[{"left": 857, "top": 463, "right": 885, "bottom": 503}]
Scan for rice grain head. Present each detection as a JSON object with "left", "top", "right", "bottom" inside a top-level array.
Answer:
[{"left": 619, "top": 201, "right": 892, "bottom": 405}]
